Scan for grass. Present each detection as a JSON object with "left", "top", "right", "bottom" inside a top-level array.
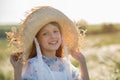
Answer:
[
  {"left": 85, "top": 32, "right": 120, "bottom": 47},
  {"left": 0, "top": 38, "right": 13, "bottom": 80},
  {"left": 85, "top": 23, "right": 120, "bottom": 35},
  {"left": 0, "top": 39, "right": 9, "bottom": 61}
]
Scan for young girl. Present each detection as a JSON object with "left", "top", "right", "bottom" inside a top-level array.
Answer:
[{"left": 10, "top": 6, "right": 89, "bottom": 80}]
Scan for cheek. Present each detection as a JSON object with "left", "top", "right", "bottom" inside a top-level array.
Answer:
[
  {"left": 57, "top": 32, "right": 61, "bottom": 38},
  {"left": 58, "top": 34, "right": 62, "bottom": 43},
  {"left": 39, "top": 38, "right": 48, "bottom": 48},
  {"left": 37, "top": 35, "right": 45, "bottom": 45},
  {"left": 39, "top": 37, "right": 47, "bottom": 44}
]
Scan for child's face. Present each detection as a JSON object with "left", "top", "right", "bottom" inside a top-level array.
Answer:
[{"left": 37, "top": 23, "right": 62, "bottom": 53}]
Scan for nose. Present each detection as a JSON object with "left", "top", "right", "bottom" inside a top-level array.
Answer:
[{"left": 50, "top": 33, "right": 56, "bottom": 38}]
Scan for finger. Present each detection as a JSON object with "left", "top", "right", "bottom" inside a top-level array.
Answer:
[
  {"left": 10, "top": 55, "right": 13, "bottom": 63},
  {"left": 71, "top": 51, "right": 79, "bottom": 58},
  {"left": 13, "top": 52, "right": 23, "bottom": 61},
  {"left": 10, "top": 54, "right": 17, "bottom": 68},
  {"left": 17, "top": 57, "right": 24, "bottom": 66},
  {"left": 10, "top": 54, "right": 15, "bottom": 62}
]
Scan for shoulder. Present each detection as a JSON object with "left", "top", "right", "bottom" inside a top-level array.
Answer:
[
  {"left": 22, "top": 57, "right": 38, "bottom": 80},
  {"left": 23, "top": 57, "right": 39, "bottom": 71},
  {"left": 27, "top": 57, "right": 38, "bottom": 64}
]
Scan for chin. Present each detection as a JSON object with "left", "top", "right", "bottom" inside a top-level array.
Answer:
[{"left": 49, "top": 46, "right": 60, "bottom": 51}]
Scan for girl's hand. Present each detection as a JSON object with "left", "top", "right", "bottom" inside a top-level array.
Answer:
[
  {"left": 70, "top": 49, "right": 90, "bottom": 80},
  {"left": 10, "top": 52, "right": 23, "bottom": 80},
  {"left": 10, "top": 52, "right": 23, "bottom": 71},
  {"left": 70, "top": 49, "right": 86, "bottom": 64}
]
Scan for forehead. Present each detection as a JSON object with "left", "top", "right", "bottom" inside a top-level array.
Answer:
[{"left": 40, "top": 23, "right": 60, "bottom": 32}]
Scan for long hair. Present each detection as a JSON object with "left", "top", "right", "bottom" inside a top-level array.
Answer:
[{"left": 29, "top": 22, "right": 64, "bottom": 59}]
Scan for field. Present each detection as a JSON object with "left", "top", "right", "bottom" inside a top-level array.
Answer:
[
  {"left": 83, "top": 33, "right": 120, "bottom": 80},
  {"left": 0, "top": 39, "right": 13, "bottom": 80},
  {"left": 0, "top": 24, "right": 120, "bottom": 80}
]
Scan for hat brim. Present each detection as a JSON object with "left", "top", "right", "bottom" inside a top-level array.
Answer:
[{"left": 22, "top": 6, "right": 78, "bottom": 60}]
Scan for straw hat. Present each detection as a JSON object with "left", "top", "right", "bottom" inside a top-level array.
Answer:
[{"left": 21, "top": 6, "right": 79, "bottom": 60}]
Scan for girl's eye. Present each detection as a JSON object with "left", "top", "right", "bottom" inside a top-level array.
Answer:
[
  {"left": 42, "top": 32, "right": 48, "bottom": 35},
  {"left": 54, "top": 30, "right": 59, "bottom": 33}
]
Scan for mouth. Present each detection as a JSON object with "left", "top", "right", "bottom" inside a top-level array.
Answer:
[{"left": 49, "top": 40, "right": 58, "bottom": 45}]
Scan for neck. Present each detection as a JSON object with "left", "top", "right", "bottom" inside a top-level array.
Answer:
[{"left": 42, "top": 50, "right": 56, "bottom": 58}]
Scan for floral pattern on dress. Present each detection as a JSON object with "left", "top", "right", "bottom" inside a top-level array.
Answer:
[
  {"left": 22, "top": 56, "right": 81, "bottom": 80},
  {"left": 42, "top": 56, "right": 65, "bottom": 72}
]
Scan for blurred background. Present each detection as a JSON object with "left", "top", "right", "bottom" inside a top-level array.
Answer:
[{"left": 0, "top": 0, "right": 120, "bottom": 80}]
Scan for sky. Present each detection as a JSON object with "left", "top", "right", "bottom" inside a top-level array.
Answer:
[{"left": 0, "top": 0, "right": 120, "bottom": 24}]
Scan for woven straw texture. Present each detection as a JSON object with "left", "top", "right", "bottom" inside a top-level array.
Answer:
[{"left": 21, "top": 6, "right": 78, "bottom": 60}]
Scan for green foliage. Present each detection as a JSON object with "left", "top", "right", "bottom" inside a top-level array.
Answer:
[
  {"left": 0, "top": 39, "right": 9, "bottom": 61},
  {"left": 0, "top": 25, "right": 20, "bottom": 38},
  {"left": 0, "top": 29, "right": 10, "bottom": 39},
  {"left": 75, "top": 21, "right": 120, "bottom": 35},
  {"left": 102, "top": 24, "right": 119, "bottom": 33},
  {"left": 0, "top": 69, "right": 13, "bottom": 80},
  {"left": 86, "top": 25, "right": 103, "bottom": 34},
  {"left": 0, "top": 25, "right": 20, "bottom": 30},
  {"left": 0, "top": 69, "right": 5, "bottom": 80},
  {"left": 70, "top": 57, "right": 79, "bottom": 67},
  {"left": 86, "top": 32, "right": 120, "bottom": 47}
]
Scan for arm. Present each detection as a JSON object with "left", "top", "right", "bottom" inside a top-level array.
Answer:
[
  {"left": 78, "top": 56, "right": 89, "bottom": 80},
  {"left": 10, "top": 53, "right": 23, "bottom": 80},
  {"left": 14, "top": 67, "right": 22, "bottom": 80},
  {"left": 70, "top": 49, "right": 89, "bottom": 80}
]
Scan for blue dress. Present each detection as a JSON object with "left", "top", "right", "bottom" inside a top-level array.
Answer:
[{"left": 22, "top": 56, "right": 82, "bottom": 80}]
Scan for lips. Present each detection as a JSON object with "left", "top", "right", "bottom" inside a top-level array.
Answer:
[{"left": 49, "top": 40, "right": 58, "bottom": 45}]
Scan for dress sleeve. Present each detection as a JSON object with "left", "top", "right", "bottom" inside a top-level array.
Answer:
[
  {"left": 22, "top": 59, "right": 37, "bottom": 80},
  {"left": 71, "top": 64, "right": 82, "bottom": 80}
]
